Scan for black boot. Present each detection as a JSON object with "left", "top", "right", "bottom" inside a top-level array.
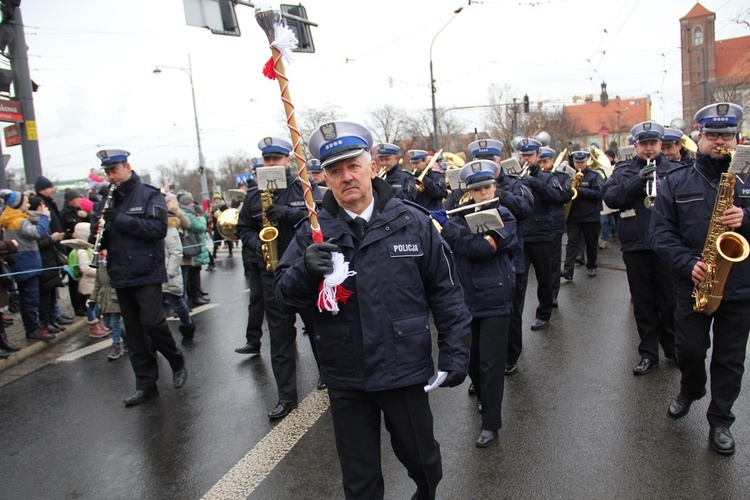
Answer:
[
  {"left": 179, "top": 323, "right": 196, "bottom": 345},
  {"left": 0, "top": 348, "right": 8, "bottom": 359},
  {"left": 0, "top": 329, "right": 20, "bottom": 352}
]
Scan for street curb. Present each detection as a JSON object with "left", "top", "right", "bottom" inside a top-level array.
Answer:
[{"left": 0, "top": 318, "right": 88, "bottom": 374}]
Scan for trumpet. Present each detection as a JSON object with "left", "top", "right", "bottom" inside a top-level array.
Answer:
[
  {"left": 644, "top": 159, "right": 658, "bottom": 210},
  {"left": 552, "top": 148, "right": 568, "bottom": 171},
  {"left": 517, "top": 162, "right": 530, "bottom": 179},
  {"left": 90, "top": 184, "right": 116, "bottom": 268},
  {"left": 377, "top": 166, "right": 387, "bottom": 179},
  {"left": 415, "top": 148, "right": 443, "bottom": 192}
]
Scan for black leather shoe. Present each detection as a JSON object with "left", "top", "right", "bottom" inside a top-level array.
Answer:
[
  {"left": 505, "top": 363, "right": 518, "bottom": 376},
  {"left": 468, "top": 383, "right": 476, "bottom": 395},
  {"left": 530, "top": 318, "right": 549, "bottom": 331},
  {"left": 575, "top": 258, "right": 585, "bottom": 266},
  {"left": 317, "top": 377, "right": 327, "bottom": 390},
  {"left": 56, "top": 315, "right": 74, "bottom": 325},
  {"left": 46, "top": 323, "right": 63, "bottom": 334},
  {"left": 561, "top": 270, "right": 573, "bottom": 281},
  {"left": 475, "top": 429, "right": 497, "bottom": 448},
  {"left": 665, "top": 353, "right": 678, "bottom": 365},
  {"left": 668, "top": 392, "right": 704, "bottom": 420},
  {"left": 268, "top": 401, "right": 297, "bottom": 419},
  {"left": 124, "top": 388, "right": 159, "bottom": 406},
  {"left": 552, "top": 298, "right": 558, "bottom": 308},
  {"left": 709, "top": 426, "right": 735, "bottom": 455},
  {"left": 173, "top": 367, "right": 188, "bottom": 389},
  {"left": 633, "top": 358, "right": 657, "bottom": 375},
  {"left": 234, "top": 342, "right": 261, "bottom": 355},
  {"left": 191, "top": 297, "right": 210, "bottom": 307},
  {"left": 587, "top": 268, "right": 597, "bottom": 278}
]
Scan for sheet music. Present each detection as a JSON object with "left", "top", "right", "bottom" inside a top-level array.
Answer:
[
  {"left": 619, "top": 145, "right": 636, "bottom": 161},
  {"left": 256, "top": 166, "right": 288, "bottom": 190},
  {"left": 445, "top": 169, "right": 464, "bottom": 190},
  {"left": 464, "top": 209, "right": 504, "bottom": 234},
  {"left": 729, "top": 145, "right": 750, "bottom": 176},
  {"left": 501, "top": 157, "right": 523, "bottom": 176}
]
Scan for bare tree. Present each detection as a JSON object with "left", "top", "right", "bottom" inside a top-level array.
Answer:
[
  {"left": 155, "top": 158, "right": 203, "bottom": 197},
  {"left": 277, "top": 106, "right": 342, "bottom": 159},
  {"left": 367, "top": 105, "right": 407, "bottom": 143},
  {"left": 213, "top": 150, "right": 254, "bottom": 192},
  {"left": 401, "top": 108, "right": 465, "bottom": 154}
]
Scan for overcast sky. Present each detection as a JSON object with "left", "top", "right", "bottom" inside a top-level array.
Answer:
[{"left": 11, "top": 0, "right": 750, "bottom": 183}]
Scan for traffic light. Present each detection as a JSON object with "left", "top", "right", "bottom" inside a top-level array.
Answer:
[
  {"left": 281, "top": 4, "right": 315, "bottom": 53},
  {"left": 523, "top": 94, "right": 529, "bottom": 113}
]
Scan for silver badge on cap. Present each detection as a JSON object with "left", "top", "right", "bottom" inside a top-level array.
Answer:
[
  {"left": 643, "top": 122, "right": 652, "bottom": 131},
  {"left": 321, "top": 123, "right": 337, "bottom": 141},
  {"left": 522, "top": 139, "right": 529, "bottom": 146},
  {"left": 471, "top": 163, "right": 482, "bottom": 173},
  {"left": 263, "top": 137, "right": 273, "bottom": 146},
  {"left": 717, "top": 103, "right": 729, "bottom": 116},
  {"left": 479, "top": 140, "right": 487, "bottom": 149}
]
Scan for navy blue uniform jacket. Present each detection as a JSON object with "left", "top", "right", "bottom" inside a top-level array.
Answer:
[
  {"left": 440, "top": 202, "right": 517, "bottom": 317},
  {"left": 522, "top": 164, "right": 567, "bottom": 243},
  {"left": 414, "top": 169, "right": 447, "bottom": 211},
  {"left": 602, "top": 153, "right": 676, "bottom": 252},
  {"left": 384, "top": 164, "right": 417, "bottom": 201},
  {"left": 101, "top": 172, "right": 168, "bottom": 289},
  {"left": 567, "top": 168, "right": 603, "bottom": 224},
  {"left": 551, "top": 170, "right": 573, "bottom": 235},
  {"left": 650, "top": 152, "right": 750, "bottom": 301},
  {"left": 274, "top": 178, "right": 470, "bottom": 391}
]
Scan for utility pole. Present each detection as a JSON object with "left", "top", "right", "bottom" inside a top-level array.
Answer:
[
  {"left": 3, "top": 4, "right": 42, "bottom": 186},
  {"left": 512, "top": 98, "right": 518, "bottom": 136}
]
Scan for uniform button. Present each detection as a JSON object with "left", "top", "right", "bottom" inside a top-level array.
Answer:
[
  {"left": 405, "top": 216, "right": 410, "bottom": 221},
  {"left": 316, "top": 336, "right": 321, "bottom": 340},
  {"left": 397, "top": 330, "right": 402, "bottom": 335},
  {"left": 424, "top": 325, "right": 429, "bottom": 330},
  {"left": 385, "top": 226, "right": 390, "bottom": 231}
]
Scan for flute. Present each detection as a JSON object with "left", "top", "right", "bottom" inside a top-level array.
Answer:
[
  {"left": 90, "top": 184, "right": 116, "bottom": 268},
  {"left": 445, "top": 197, "right": 499, "bottom": 215}
]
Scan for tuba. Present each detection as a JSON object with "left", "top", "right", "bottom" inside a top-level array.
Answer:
[
  {"left": 259, "top": 181, "right": 280, "bottom": 272},
  {"left": 215, "top": 188, "right": 246, "bottom": 242},
  {"left": 415, "top": 149, "right": 443, "bottom": 192},
  {"left": 587, "top": 146, "right": 611, "bottom": 171},
  {"left": 692, "top": 160, "right": 750, "bottom": 315}
]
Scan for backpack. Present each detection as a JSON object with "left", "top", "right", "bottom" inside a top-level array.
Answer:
[{"left": 67, "top": 248, "right": 93, "bottom": 281}]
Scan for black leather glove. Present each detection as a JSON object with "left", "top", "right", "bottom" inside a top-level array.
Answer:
[
  {"left": 638, "top": 164, "right": 656, "bottom": 180},
  {"left": 102, "top": 206, "right": 118, "bottom": 222},
  {"left": 304, "top": 242, "right": 339, "bottom": 276},
  {"left": 265, "top": 204, "right": 285, "bottom": 223},
  {"left": 440, "top": 371, "right": 467, "bottom": 388}
]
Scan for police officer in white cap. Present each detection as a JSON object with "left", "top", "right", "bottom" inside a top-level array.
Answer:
[
  {"left": 236, "top": 136, "right": 323, "bottom": 417},
  {"left": 409, "top": 149, "right": 447, "bottom": 211},
  {"left": 652, "top": 102, "right": 750, "bottom": 455},
  {"left": 603, "top": 121, "right": 677, "bottom": 376},
  {"left": 276, "top": 121, "right": 470, "bottom": 499},
  {"left": 375, "top": 142, "right": 417, "bottom": 200},
  {"left": 94, "top": 149, "right": 187, "bottom": 405},
  {"left": 661, "top": 127, "right": 694, "bottom": 165}
]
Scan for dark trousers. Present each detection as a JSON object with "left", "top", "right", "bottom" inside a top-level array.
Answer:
[
  {"left": 469, "top": 315, "right": 509, "bottom": 431},
  {"left": 16, "top": 277, "right": 39, "bottom": 335},
  {"left": 622, "top": 250, "right": 676, "bottom": 361},
  {"left": 245, "top": 264, "right": 265, "bottom": 345},
  {"left": 299, "top": 306, "right": 320, "bottom": 368},
  {"left": 674, "top": 299, "right": 750, "bottom": 428},
  {"left": 328, "top": 384, "right": 442, "bottom": 500},
  {"left": 39, "top": 287, "right": 56, "bottom": 328},
  {"left": 68, "top": 278, "right": 84, "bottom": 314},
  {"left": 564, "top": 221, "right": 600, "bottom": 277},
  {"left": 117, "top": 284, "right": 185, "bottom": 392},
  {"left": 520, "top": 241, "right": 553, "bottom": 322},
  {"left": 550, "top": 233, "right": 564, "bottom": 300},
  {"left": 262, "top": 277, "right": 298, "bottom": 403},
  {"left": 508, "top": 274, "right": 525, "bottom": 365},
  {"left": 187, "top": 266, "right": 202, "bottom": 301}
]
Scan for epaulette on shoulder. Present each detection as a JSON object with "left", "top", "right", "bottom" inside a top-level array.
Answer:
[
  {"left": 613, "top": 159, "right": 630, "bottom": 170},
  {"left": 663, "top": 161, "right": 691, "bottom": 176},
  {"left": 401, "top": 199, "right": 431, "bottom": 216}
]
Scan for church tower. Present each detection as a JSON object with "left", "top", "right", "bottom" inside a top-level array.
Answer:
[{"left": 680, "top": 3, "right": 716, "bottom": 124}]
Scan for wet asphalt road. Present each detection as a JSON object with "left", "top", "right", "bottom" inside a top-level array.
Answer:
[{"left": 1, "top": 243, "right": 749, "bottom": 499}]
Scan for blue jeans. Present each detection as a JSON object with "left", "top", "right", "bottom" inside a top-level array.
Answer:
[
  {"left": 16, "top": 276, "right": 39, "bottom": 335},
  {"left": 103, "top": 313, "right": 124, "bottom": 345},
  {"left": 601, "top": 214, "right": 615, "bottom": 242},
  {"left": 165, "top": 292, "right": 192, "bottom": 327},
  {"left": 82, "top": 294, "right": 97, "bottom": 322}
]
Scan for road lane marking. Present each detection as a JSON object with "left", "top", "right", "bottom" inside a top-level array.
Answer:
[
  {"left": 202, "top": 389, "right": 330, "bottom": 499},
  {"left": 167, "top": 303, "right": 218, "bottom": 321},
  {"left": 56, "top": 340, "right": 111, "bottom": 362}
]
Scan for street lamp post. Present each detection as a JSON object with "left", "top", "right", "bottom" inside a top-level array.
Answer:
[
  {"left": 430, "top": 7, "right": 463, "bottom": 152},
  {"left": 153, "top": 54, "right": 209, "bottom": 208}
]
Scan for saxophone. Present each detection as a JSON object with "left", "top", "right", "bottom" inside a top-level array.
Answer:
[
  {"left": 259, "top": 180, "right": 279, "bottom": 272},
  {"left": 692, "top": 167, "right": 750, "bottom": 315},
  {"left": 565, "top": 171, "right": 584, "bottom": 219}
]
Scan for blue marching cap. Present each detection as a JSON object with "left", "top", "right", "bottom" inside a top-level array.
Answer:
[
  {"left": 306, "top": 158, "right": 323, "bottom": 172},
  {"left": 376, "top": 142, "right": 401, "bottom": 156},
  {"left": 630, "top": 121, "right": 665, "bottom": 143},
  {"left": 662, "top": 127, "right": 684, "bottom": 144},
  {"left": 469, "top": 139, "right": 503, "bottom": 159},
  {"left": 96, "top": 149, "right": 130, "bottom": 168},
  {"left": 257, "top": 137, "right": 293, "bottom": 157},
  {"left": 572, "top": 150, "right": 591, "bottom": 162},
  {"left": 540, "top": 146, "right": 556, "bottom": 159},
  {"left": 308, "top": 121, "right": 373, "bottom": 168},
  {"left": 694, "top": 102, "right": 743, "bottom": 133},
  {"left": 408, "top": 150, "right": 428, "bottom": 162},
  {"left": 459, "top": 160, "right": 499, "bottom": 189},
  {"left": 518, "top": 138, "right": 542, "bottom": 154}
]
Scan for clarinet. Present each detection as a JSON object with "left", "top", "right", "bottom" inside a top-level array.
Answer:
[{"left": 90, "top": 184, "right": 116, "bottom": 268}]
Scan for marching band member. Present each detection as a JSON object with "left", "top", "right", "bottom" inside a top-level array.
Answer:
[
  {"left": 561, "top": 150, "right": 604, "bottom": 280},
  {"left": 276, "top": 121, "right": 469, "bottom": 499},
  {"left": 409, "top": 149, "right": 447, "bottom": 211},
  {"left": 434, "top": 160, "right": 517, "bottom": 448},
  {"left": 651, "top": 103, "right": 750, "bottom": 455},
  {"left": 375, "top": 142, "right": 417, "bottom": 200},
  {"left": 539, "top": 147, "right": 573, "bottom": 307},
  {"left": 307, "top": 158, "right": 326, "bottom": 188},
  {"left": 661, "top": 127, "right": 695, "bottom": 166},
  {"left": 602, "top": 121, "right": 676, "bottom": 375}
]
